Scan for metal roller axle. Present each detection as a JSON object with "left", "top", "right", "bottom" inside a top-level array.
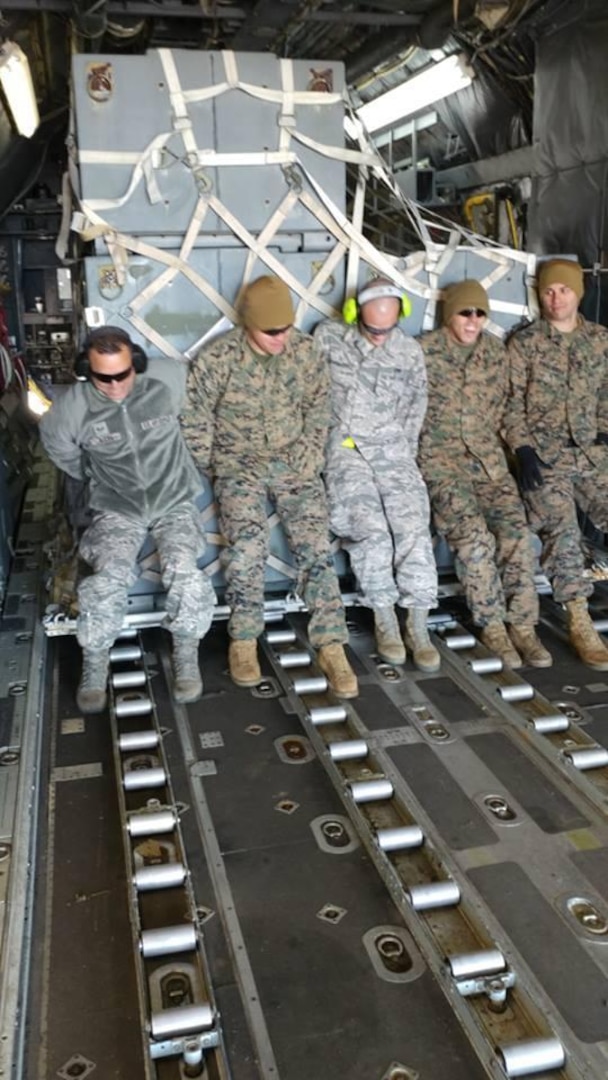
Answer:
[
  {"left": 292, "top": 675, "right": 328, "bottom": 695},
  {"left": 447, "top": 948, "right": 506, "bottom": 980},
  {"left": 408, "top": 880, "right": 461, "bottom": 910},
  {"left": 112, "top": 670, "right": 147, "bottom": 690},
  {"left": 496, "top": 1036, "right": 565, "bottom": 1077},
  {"left": 140, "top": 923, "right": 197, "bottom": 958},
  {"left": 469, "top": 657, "right": 503, "bottom": 674},
  {"left": 123, "top": 767, "right": 166, "bottom": 790},
  {"left": 329, "top": 740, "right": 368, "bottom": 761},
  {"left": 531, "top": 714, "right": 569, "bottom": 734},
  {"left": 128, "top": 809, "right": 177, "bottom": 837},
  {"left": 115, "top": 694, "right": 153, "bottom": 718},
  {"left": 277, "top": 651, "right": 312, "bottom": 669},
  {"left": 498, "top": 684, "right": 535, "bottom": 702},
  {"left": 446, "top": 633, "right": 476, "bottom": 650},
  {"left": 265, "top": 629, "right": 297, "bottom": 645},
  {"left": 350, "top": 779, "right": 394, "bottom": 803},
  {"left": 110, "top": 644, "right": 143, "bottom": 663},
  {"left": 376, "top": 825, "right": 423, "bottom": 851},
  {"left": 308, "top": 705, "right": 347, "bottom": 725},
  {"left": 134, "top": 862, "right": 186, "bottom": 891},
  {"left": 150, "top": 1002, "right": 213, "bottom": 1040},
  {"left": 118, "top": 730, "right": 160, "bottom": 752},
  {"left": 564, "top": 746, "right": 608, "bottom": 770}
]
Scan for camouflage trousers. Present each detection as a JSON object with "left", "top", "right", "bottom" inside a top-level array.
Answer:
[
  {"left": 325, "top": 447, "right": 437, "bottom": 609},
  {"left": 77, "top": 504, "right": 216, "bottom": 650},
  {"left": 523, "top": 454, "right": 608, "bottom": 603},
  {"left": 214, "top": 472, "right": 348, "bottom": 646},
  {"left": 427, "top": 473, "right": 538, "bottom": 627}
]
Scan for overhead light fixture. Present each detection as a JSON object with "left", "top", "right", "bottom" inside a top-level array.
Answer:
[
  {"left": 357, "top": 53, "right": 474, "bottom": 135},
  {"left": 0, "top": 41, "right": 40, "bottom": 138}
]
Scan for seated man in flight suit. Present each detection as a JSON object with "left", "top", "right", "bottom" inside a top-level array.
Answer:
[
  {"left": 181, "top": 274, "right": 358, "bottom": 698},
  {"left": 314, "top": 278, "right": 440, "bottom": 673},
  {"left": 418, "top": 280, "right": 551, "bottom": 669},
  {"left": 39, "top": 325, "right": 216, "bottom": 712},
  {"left": 506, "top": 258, "right": 608, "bottom": 669}
]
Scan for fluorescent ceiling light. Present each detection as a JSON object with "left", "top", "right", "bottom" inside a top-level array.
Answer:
[
  {"left": 0, "top": 41, "right": 40, "bottom": 138},
  {"left": 357, "top": 54, "right": 474, "bottom": 135}
]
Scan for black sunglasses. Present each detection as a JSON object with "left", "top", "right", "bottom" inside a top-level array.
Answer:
[
  {"left": 90, "top": 366, "right": 134, "bottom": 383},
  {"left": 457, "top": 308, "right": 486, "bottom": 318},
  {"left": 261, "top": 325, "right": 293, "bottom": 337},
  {"left": 360, "top": 321, "right": 399, "bottom": 337}
]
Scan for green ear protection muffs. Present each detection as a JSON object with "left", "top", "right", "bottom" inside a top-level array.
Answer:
[{"left": 342, "top": 282, "right": 412, "bottom": 324}]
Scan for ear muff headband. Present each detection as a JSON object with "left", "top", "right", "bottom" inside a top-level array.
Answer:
[
  {"left": 74, "top": 330, "right": 148, "bottom": 380},
  {"left": 342, "top": 285, "right": 412, "bottom": 324}
]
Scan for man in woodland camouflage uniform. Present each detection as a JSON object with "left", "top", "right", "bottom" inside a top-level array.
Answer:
[
  {"left": 419, "top": 280, "right": 550, "bottom": 669},
  {"left": 181, "top": 275, "right": 358, "bottom": 698},
  {"left": 314, "top": 279, "right": 439, "bottom": 672},
  {"left": 505, "top": 258, "right": 608, "bottom": 669},
  {"left": 40, "top": 326, "right": 216, "bottom": 713}
]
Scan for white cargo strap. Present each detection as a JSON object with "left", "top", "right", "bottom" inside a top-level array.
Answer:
[
  {"left": 279, "top": 59, "right": 296, "bottom": 155},
  {"left": 294, "top": 242, "right": 347, "bottom": 326},
  {"left": 127, "top": 197, "right": 210, "bottom": 314},
  {"left": 158, "top": 48, "right": 199, "bottom": 161},
  {"left": 291, "top": 128, "right": 378, "bottom": 167},
  {"left": 241, "top": 190, "right": 300, "bottom": 287},
  {"left": 128, "top": 312, "right": 185, "bottom": 362},
  {"left": 345, "top": 172, "right": 366, "bottom": 298},
  {"left": 81, "top": 132, "right": 174, "bottom": 211}
]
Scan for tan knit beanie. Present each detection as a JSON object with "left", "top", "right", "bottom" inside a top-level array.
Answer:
[
  {"left": 442, "top": 280, "right": 489, "bottom": 325},
  {"left": 537, "top": 258, "right": 584, "bottom": 301},
  {"left": 239, "top": 276, "right": 294, "bottom": 330}
]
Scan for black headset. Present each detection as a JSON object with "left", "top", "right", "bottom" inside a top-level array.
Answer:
[{"left": 74, "top": 325, "right": 148, "bottom": 380}]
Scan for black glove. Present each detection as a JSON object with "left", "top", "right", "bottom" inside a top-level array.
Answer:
[
  {"left": 595, "top": 432, "right": 608, "bottom": 446},
  {"left": 515, "top": 445, "right": 546, "bottom": 492}
]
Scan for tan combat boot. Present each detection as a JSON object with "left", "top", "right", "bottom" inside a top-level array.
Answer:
[
  {"left": 480, "top": 621, "right": 523, "bottom": 669},
  {"left": 374, "top": 606, "right": 406, "bottom": 665},
  {"left": 317, "top": 644, "right": 359, "bottom": 699},
  {"left": 565, "top": 598, "right": 608, "bottom": 670},
  {"left": 76, "top": 648, "right": 109, "bottom": 714},
  {"left": 508, "top": 626, "right": 552, "bottom": 668},
  {"left": 172, "top": 636, "right": 203, "bottom": 703},
  {"left": 404, "top": 608, "right": 441, "bottom": 673},
  {"left": 228, "top": 639, "right": 262, "bottom": 687}
]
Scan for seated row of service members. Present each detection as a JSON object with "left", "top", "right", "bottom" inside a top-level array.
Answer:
[{"left": 38, "top": 257, "right": 608, "bottom": 715}]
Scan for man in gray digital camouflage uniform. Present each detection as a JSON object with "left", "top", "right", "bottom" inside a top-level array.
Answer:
[
  {"left": 181, "top": 275, "right": 358, "bottom": 698},
  {"left": 419, "top": 280, "right": 550, "bottom": 669},
  {"left": 40, "top": 326, "right": 216, "bottom": 712},
  {"left": 505, "top": 258, "right": 608, "bottom": 669},
  {"left": 314, "top": 279, "right": 439, "bottom": 672}
]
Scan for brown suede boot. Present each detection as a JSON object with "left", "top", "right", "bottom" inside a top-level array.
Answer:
[
  {"left": 565, "top": 598, "right": 608, "bottom": 670},
  {"left": 508, "top": 626, "right": 552, "bottom": 668},
  {"left": 404, "top": 608, "right": 441, "bottom": 673},
  {"left": 317, "top": 644, "right": 358, "bottom": 699},
  {"left": 480, "top": 621, "right": 522, "bottom": 669},
  {"left": 374, "top": 606, "right": 406, "bottom": 665},
  {"left": 228, "top": 639, "right": 261, "bottom": 687}
]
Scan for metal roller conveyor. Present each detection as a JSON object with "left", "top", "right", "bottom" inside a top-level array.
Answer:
[
  {"left": 118, "top": 730, "right": 160, "bottom": 752},
  {"left": 127, "top": 809, "right": 178, "bottom": 837},
  {"left": 498, "top": 684, "right": 535, "bottom": 702},
  {"left": 407, "top": 881, "right": 461, "bottom": 910},
  {"left": 445, "top": 633, "right": 476, "bottom": 650},
  {"left": 531, "top": 715, "right": 570, "bottom": 734},
  {"left": 496, "top": 1036, "right": 565, "bottom": 1076},
  {"left": 469, "top": 657, "right": 503, "bottom": 674},
  {"left": 592, "top": 618, "right": 608, "bottom": 633},
  {"left": 563, "top": 746, "right": 608, "bottom": 770},
  {"left": 150, "top": 1002, "right": 214, "bottom": 1040},
  {"left": 376, "top": 825, "right": 424, "bottom": 850},
  {"left": 134, "top": 862, "right": 187, "bottom": 891},
  {"left": 277, "top": 651, "right": 312, "bottom": 669},
  {"left": 112, "top": 670, "right": 147, "bottom": 689},
  {"left": 308, "top": 705, "right": 347, "bottom": 725},
  {"left": 447, "top": 948, "right": 506, "bottom": 980},
  {"left": 115, "top": 694, "right": 153, "bottom": 718},
  {"left": 123, "top": 767, "right": 166, "bottom": 790},
  {"left": 350, "top": 779, "right": 394, "bottom": 803},
  {"left": 328, "top": 740, "right": 368, "bottom": 761},
  {"left": 140, "top": 923, "right": 197, "bottom": 958},
  {"left": 117, "top": 628, "right": 138, "bottom": 640},
  {"left": 110, "top": 644, "right": 143, "bottom": 663},
  {"left": 265, "top": 629, "right": 297, "bottom": 645},
  {"left": 292, "top": 675, "right": 328, "bottom": 694}
]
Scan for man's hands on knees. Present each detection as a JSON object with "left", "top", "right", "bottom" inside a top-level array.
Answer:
[{"left": 515, "top": 445, "right": 547, "bottom": 492}]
